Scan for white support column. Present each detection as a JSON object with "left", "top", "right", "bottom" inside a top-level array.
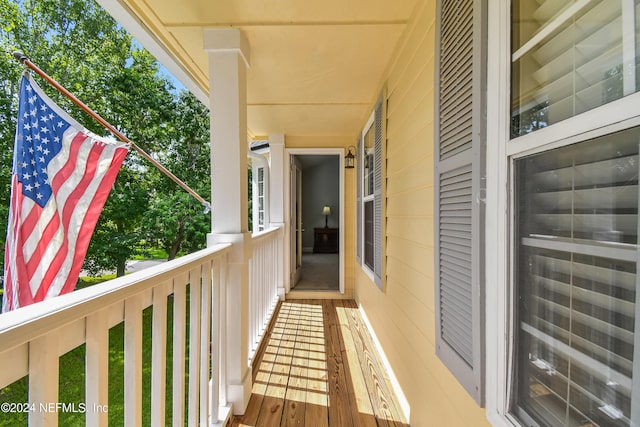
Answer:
[
  {"left": 204, "top": 28, "right": 252, "bottom": 415},
  {"left": 268, "top": 134, "right": 285, "bottom": 226},
  {"left": 268, "top": 134, "right": 286, "bottom": 300}
]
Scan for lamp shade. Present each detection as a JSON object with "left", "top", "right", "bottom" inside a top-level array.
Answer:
[{"left": 322, "top": 205, "right": 332, "bottom": 216}]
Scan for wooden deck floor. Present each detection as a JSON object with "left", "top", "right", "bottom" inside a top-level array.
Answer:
[{"left": 230, "top": 300, "right": 409, "bottom": 427}]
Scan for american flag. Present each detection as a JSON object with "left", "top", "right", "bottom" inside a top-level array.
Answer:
[{"left": 2, "top": 75, "right": 128, "bottom": 312}]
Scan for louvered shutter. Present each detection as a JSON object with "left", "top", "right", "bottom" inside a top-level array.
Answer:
[
  {"left": 356, "top": 135, "right": 362, "bottom": 264},
  {"left": 373, "top": 97, "right": 384, "bottom": 288},
  {"left": 434, "top": 0, "right": 485, "bottom": 405}
]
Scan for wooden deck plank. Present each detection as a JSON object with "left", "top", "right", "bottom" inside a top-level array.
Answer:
[
  {"left": 255, "top": 304, "right": 298, "bottom": 427},
  {"left": 300, "top": 300, "right": 328, "bottom": 427},
  {"left": 323, "top": 300, "right": 355, "bottom": 427},
  {"left": 334, "top": 300, "right": 378, "bottom": 427},
  {"left": 281, "top": 302, "right": 306, "bottom": 426},
  {"left": 230, "top": 300, "right": 408, "bottom": 427},
  {"left": 343, "top": 303, "right": 407, "bottom": 426},
  {"left": 234, "top": 302, "right": 287, "bottom": 427}
]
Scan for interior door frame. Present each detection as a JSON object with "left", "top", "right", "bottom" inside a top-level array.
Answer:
[{"left": 284, "top": 148, "right": 345, "bottom": 294}]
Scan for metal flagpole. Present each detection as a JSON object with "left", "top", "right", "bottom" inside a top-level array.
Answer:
[{"left": 12, "top": 51, "right": 211, "bottom": 213}]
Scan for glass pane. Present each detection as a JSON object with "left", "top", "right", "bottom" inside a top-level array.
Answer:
[
  {"left": 511, "top": 0, "right": 640, "bottom": 137},
  {"left": 364, "top": 200, "right": 374, "bottom": 270},
  {"left": 512, "top": 128, "right": 640, "bottom": 427},
  {"left": 364, "top": 125, "right": 375, "bottom": 197}
]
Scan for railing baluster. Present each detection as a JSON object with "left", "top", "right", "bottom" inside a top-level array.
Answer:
[
  {"left": 151, "top": 282, "right": 170, "bottom": 427},
  {"left": 210, "top": 260, "right": 221, "bottom": 422},
  {"left": 124, "top": 293, "right": 143, "bottom": 427},
  {"left": 188, "top": 267, "right": 202, "bottom": 427},
  {"left": 29, "top": 330, "right": 60, "bottom": 427},
  {"left": 219, "top": 253, "right": 228, "bottom": 407},
  {"left": 199, "top": 261, "right": 212, "bottom": 426},
  {"left": 86, "top": 309, "right": 109, "bottom": 427},
  {"left": 247, "top": 226, "right": 283, "bottom": 363},
  {"left": 260, "top": 242, "right": 264, "bottom": 344},
  {"left": 173, "top": 274, "right": 188, "bottom": 427},
  {"left": 0, "top": 345, "right": 27, "bottom": 388},
  {"left": 248, "top": 257, "right": 255, "bottom": 356}
]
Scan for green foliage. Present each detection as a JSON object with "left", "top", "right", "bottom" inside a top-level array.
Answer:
[
  {"left": 0, "top": 0, "right": 212, "bottom": 277},
  {"left": 142, "top": 91, "right": 211, "bottom": 260}
]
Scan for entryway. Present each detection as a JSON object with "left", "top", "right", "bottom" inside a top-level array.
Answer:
[{"left": 287, "top": 149, "right": 344, "bottom": 294}]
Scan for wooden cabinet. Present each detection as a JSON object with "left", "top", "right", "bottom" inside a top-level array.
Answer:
[{"left": 313, "top": 227, "right": 338, "bottom": 253}]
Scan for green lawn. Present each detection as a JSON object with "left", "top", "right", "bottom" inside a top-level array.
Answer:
[{"left": 0, "top": 279, "right": 191, "bottom": 426}]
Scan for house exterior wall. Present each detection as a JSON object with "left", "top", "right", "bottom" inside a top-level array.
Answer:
[{"left": 354, "top": 2, "right": 490, "bottom": 426}]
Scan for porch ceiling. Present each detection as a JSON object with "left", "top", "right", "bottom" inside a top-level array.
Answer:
[{"left": 99, "top": 0, "right": 418, "bottom": 138}]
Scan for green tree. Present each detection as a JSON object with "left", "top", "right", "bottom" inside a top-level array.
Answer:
[
  {"left": 0, "top": 0, "right": 26, "bottom": 246},
  {"left": 142, "top": 91, "right": 211, "bottom": 260},
  {"left": 0, "top": 0, "right": 194, "bottom": 276}
]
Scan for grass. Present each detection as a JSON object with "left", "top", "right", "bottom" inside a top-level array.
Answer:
[
  {"left": 76, "top": 274, "right": 117, "bottom": 289},
  {"left": 131, "top": 247, "right": 169, "bottom": 260},
  {"left": 0, "top": 277, "right": 190, "bottom": 426}
]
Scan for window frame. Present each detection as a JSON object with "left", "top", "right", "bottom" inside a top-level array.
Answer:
[
  {"left": 249, "top": 153, "right": 269, "bottom": 234},
  {"left": 485, "top": 1, "right": 640, "bottom": 426},
  {"left": 360, "top": 111, "right": 376, "bottom": 280}
]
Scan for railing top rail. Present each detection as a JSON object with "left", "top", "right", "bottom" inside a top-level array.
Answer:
[
  {"left": 251, "top": 225, "right": 283, "bottom": 242},
  {"left": 0, "top": 243, "right": 231, "bottom": 351}
]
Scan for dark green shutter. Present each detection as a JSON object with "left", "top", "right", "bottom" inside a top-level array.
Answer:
[{"left": 434, "top": 0, "right": 486, "bottom": 405}]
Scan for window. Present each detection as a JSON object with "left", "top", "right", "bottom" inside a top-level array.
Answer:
[
  {"left": 257, "top": 167, "right": 265, "bottom": 231},
  {"left": 357, "top": 97, "right": 384, "bottom": 288},
  {"left": 511, "top": 0, "right": 640, "bottom": 137},
  {"left": 507, "top": 2, "right": 640, "bottom": 426},
  {"left": 363, "top": 123, "right": 375, "bottom": 271},
  {"left": 250, "top": 157, "right": 269, "bottom": 233},
  {"left": 512, "top": 128, "right": 640, "bottom": 427}
]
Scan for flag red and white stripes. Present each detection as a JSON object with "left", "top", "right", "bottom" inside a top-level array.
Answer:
[{"left": 2, "top": 75, "right": 128, "bottom": 312}]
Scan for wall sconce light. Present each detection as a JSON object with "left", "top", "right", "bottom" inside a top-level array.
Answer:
[
  {"left": 345, "top": 146, "right": 356, "bottom": 169},
  {"left": 322, "top": 205, "right": 332, "bottom": 228}
]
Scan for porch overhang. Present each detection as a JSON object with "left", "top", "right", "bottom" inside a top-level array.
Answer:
[{"left": 96, "top": 0, "right": 418, "bottom": 138}]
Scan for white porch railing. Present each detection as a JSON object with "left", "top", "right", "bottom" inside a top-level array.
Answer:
[
  {"left": 0, "top": 243, "right": 231, "bottom": 427},
  {"left": 248, "top": 226, "right": 283, "bottom": 362}
]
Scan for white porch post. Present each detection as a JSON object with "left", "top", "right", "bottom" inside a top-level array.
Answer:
[
  {"left": 204, "top": 28, "right": 252, "bottom": 415},
  {"left": 268, "top": 134, "right": 286, "bottom": 300}
]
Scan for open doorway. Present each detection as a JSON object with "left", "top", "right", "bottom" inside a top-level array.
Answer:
[{"left": 288, "top": 151, "right": 343, "bottom": 293}]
